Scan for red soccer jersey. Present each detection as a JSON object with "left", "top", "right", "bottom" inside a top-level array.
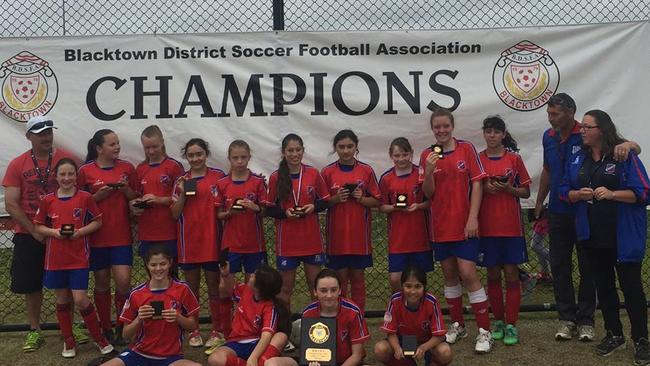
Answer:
[
  {"left": 135, "top": 157, "right": 185, "bottom": 241},
  {"left": 267, "top": 164, "right": 330, "bottom": 257},
  {"left": 302, "top": 298, "right": 370, "bottom": 365},
  {"left": 2, "top": 149, "right": 74, "bottom": 233},
  {"left": 378, "top": 165, "right": 429, "bottom": 253},
  {"left": 77, "top": 159, "right": 137, "bottom": 247},
  {"left": 120, "top": 279, "right": 200, "bottom": 358},
  {"left": 172, "top": 168, "right": 225, "bottom": 264},
  {"left": 418, "top": 139, "right": 487, "bottom": 242},
  {"left": 380, "top": 292, "right": 447, "bottom": 343},
  {"left": 321, "top": 161, "right": 381, "bottom": 255},
  {"left": 33, "top": 190, "right": 101, "bottom": 270},
  {"left": 228, "top": 282, "right": 277, "bottom": 342},
  {"left": 215, "top": 172, "right": 269, "bottom": 254},
  {"left": 478, "top": 150, "right": 531, "bottom": 237}
]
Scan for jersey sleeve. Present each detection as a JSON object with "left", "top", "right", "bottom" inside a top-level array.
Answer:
[
  {"left": 378, "top": 175, "right": 391, "bottom": 205},
  {"left": 379, "top": 298, "right": 399, "bottom": 334},
  {"left": 417, "top": 149, "right": 430, "bottom": 184},
  {"left": 77, "top": 166, "right": 89, "bottom": 191},
  {"left": 466, "top": 144, "right": 487, "bottom": 181},
  {"left": 85, "top": 193, "right": 102, "bottom": 221},
  {"left": 214, "top": 181, "right": 225, "bottom": 208},
  {"left": 350, "top": 310, "right": 371, "bottom": 344},
  {"left": 315, "top": 172, "right": 331, "bottom": 200},
  {"left": 366, "top": 169, "right": 382, "bottom": 200},
  {"left": 180, "top": 285, "right": 201, "bottom": 317},
  {"left": 127, "top": 163, "right": 138, "bottom": 191},
  {"left": 232, "top": 282, "right": 247, "bottom": 303},
  {"left": 119, "top": 293, "right": 138, "bottom": 323},
  {"left": 1, "top": 158, "right": 21, "bottom": 188},
  {"left": 428, "top": 296, "right": 447, "bottom": 337},
  {"left": 515, "top": 155, "right": 532, "bottom": 186},
  {"left": 624, "top": 153, "right": 650, "bottom": 204},
  {"left": 33, "top": 198, "right": 50, "bottom": 225},
  {"left": 257, "top": 177, "right": 270, "bottom": 206},
  {"left": 171, "top": 177, "right": 183, "bottom": 203},
  {"left": 266, "top": 173, "right": 278, "bottom": 206},
  {"left": 261, "top": 304, "right": 278, "bottom": 333}
]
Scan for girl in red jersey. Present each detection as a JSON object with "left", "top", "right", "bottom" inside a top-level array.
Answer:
[
  {"left": 78, "top": 129, "right": 138, "bottom": 345},
  {"left": 34, "top": 158, "right": 114, "bottom": 358},
  {"left": 478, "top": 116, "right": 531, "bottom": 346},
  {"left": 100, "top": 244, "right": 201, "bottom": 366},
  {"left": 267, "top": 133, "right": 330, "bottom": 310},
  {"left": 170, "top": 138, "right": 226, "bottom": 348},
  {"left": 207, "top": 263, "right": 286, "bottom": 366},
  {"left": 131, "top": 125, "right": 184, "bottom": 267},
  {"left": 418, "top": 109, "right": 492, "bottom": 353},
  {"left": 265, "top": 269, "right": 370, "bottom": 366},
  {"left": 375, "top": 265, "right": 452, "bottom": 366},
  {"left": 378, "top": 137, "right": 432, "bottom": 293},
  {"left": 216, "top": 140, "right": 268, "bottom": 282},
  {"left": 321, "top": 129, "right": 381, "bottom": 312}
]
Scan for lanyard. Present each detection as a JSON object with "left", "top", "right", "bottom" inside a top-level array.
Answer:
[
  {"left": 291, "top": 165, "right": 303, "bottom": 207},
  {"left": 31, "top": 149, "right": 52, "bottom": 189}
]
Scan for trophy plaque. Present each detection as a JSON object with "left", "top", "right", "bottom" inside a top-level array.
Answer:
[
  {"left": 60, "top": 224, "right": 75, "bottom": 236},
  {"left": 150, "top": 300, "right": 164, "bottom": 320},
  {"left": 430, "top": 144, "right": 444, "bottom": 159},
  {"left": 106, "top": 182, "right": 125, "bottom": 189},
  {"left": 231, "top": 199, "right": 245, "bottom": 211},
  {"left": 184, "top": 179, "right": 197, "bottom": 197},
  {"left": 133, "top": 200, "right": 152, "bottom": 209},
  {"left": 293, "top": 206, "right": 307, "bottom": 217},
  {"left": 343, "top": 183, "right": 358, "bottom": 193},
  {"left": 395, "top": 193, "right": 408, "bottom": 208},
  {"left": 401, "top": 335, "right": 417, "bottom": 357},
  {"left": 492, "top": 175, "right": 509, "bottom": 183},
  {"left": 300, "top": 317, "right": 337, "bottom": 366}
]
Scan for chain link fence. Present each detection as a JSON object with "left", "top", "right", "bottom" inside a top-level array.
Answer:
[{"left": 1, "top": 0, "right": 649, "bottom": 327}]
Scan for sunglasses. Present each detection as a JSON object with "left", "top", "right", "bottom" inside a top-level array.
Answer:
[{"left": 28, "top": 120, "right": 54, "bottom": 132}]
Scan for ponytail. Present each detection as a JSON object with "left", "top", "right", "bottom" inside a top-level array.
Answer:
[
  {"left": 503, "top": 131, "right": 519, "bottom": 152},
  {"left": 85, "top": 129, "right": 114, "bottom": 163}
]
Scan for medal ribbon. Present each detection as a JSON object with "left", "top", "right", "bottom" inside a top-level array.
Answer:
[{"left": 291, "top": 165, "right": 303, "bottom": 207}]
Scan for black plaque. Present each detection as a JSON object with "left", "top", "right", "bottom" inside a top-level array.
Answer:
[
  {"left": 133, "top": 200, "right": 152, "bottom": 209},
  {"left": 300, "top": 317, "right": 337, "bottom": 366},
  {"left": 401, "top": 335, "right": 417, "bottom": 357},
  {"left": 106, "top": 182, "right": 125, "bottom": 189},
  {"left": 343, "top": 183, "right": 358, "bottom": 193},
  {"left": 60, "top": 224, "right": 75, "bottom": 236},
  {"left": 184, "top": 178, "right": 197, "bottom": 197},
  {"left": 150, "top": 300, "right": 164, "bottom": 320},
  {"left": 492, "top": 175, "right": 509, "bottom": 183},
  {"left": 395, "top": 193, "right": 408, "bottom": 208},
  {"left": 293, "top": 206, "right": 307, "bottom": 217},
  {"left": 231, "top": 198, "right": 245, "bottom": 211}
]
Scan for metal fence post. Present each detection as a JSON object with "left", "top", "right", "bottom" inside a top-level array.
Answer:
[{"left": 273, "top": 0, "right": 284, "bottom": 31}]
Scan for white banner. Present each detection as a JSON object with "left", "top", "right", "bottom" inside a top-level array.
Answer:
[{"left": 1, "top": 21, "right": 648, "bottom": 214}]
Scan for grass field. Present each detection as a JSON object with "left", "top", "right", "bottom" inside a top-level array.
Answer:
[{"left": 0, "top": 313, "right": 643, "bottom": 366}]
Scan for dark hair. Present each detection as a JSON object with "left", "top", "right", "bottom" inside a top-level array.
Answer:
[
  {"left": 583, "top": 109, "right": 625, "bottom": 157},
  {"left": 548, "top": 93, "right": 576, "bottom": 112},
  {"left": 141, "top": 125, "right": 167, "bottom": 163},
  {"left": 228, "top": 139, "right": 250, "bottom": 158},
  {"left": 181, "top": 138, "right": 210, "bottom": 158},
  {"left": 332, "top": 129, "right": 359, "bottom": 153},
  {"left": 85, "top": 129, "right": 115, "bottom": 163},
  {"left": 54, "top": 157, "right": 78, "bottom": 175},
  {"left": 430, "top": 108, "right": 455, "bottom": 128},
  {"left": 144, "top": 244, "right": 173, "bottom": 278},
  {"left": 388, "top": 137, "right": 413, "bottom": 155},
  {"left": 277, "top": 133, "right": 304, "bottom": 202},
  {"left": 253, "top": 264, "right": 290, "bottom": 334},
  {"left": 400, "top": 264, "right": 427, "bottom": 289},
  {"left": 314, "top": 268, "right": 341, "bottom": 290},
  {"left": 482, "top": 115, "right": 519, "bottom": 152}
]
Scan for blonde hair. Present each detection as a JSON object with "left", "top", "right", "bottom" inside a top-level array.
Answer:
[{"left": 141, "top": 125, "right": 167, "bottom": 163}]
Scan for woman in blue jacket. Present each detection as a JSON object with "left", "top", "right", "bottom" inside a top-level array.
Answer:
[{"left": 560, "top": 109, "right": 649, "bottom": 364}]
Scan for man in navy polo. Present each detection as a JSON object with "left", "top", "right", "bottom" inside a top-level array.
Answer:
[{"left": 534, "top": 93, "right": 641, "bottom": 342}]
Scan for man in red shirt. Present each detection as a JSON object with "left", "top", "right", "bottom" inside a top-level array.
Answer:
[{"left": 2, "top": 116, "right": 73, "bottom": 352}]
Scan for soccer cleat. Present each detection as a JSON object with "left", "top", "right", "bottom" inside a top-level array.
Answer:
[
  {"left": 188, "top": 330, "right": 204, "bottom": 347},
  {"left": 578, "top": 324, "right": 595, "bottom": 342},
  {"left": 72, "top": 323, "right": 90, "bottom": 344},
  {"left": 445, "top": 322, "right": 468, "bottom": 344},
  {"left": 204, "top": 330, "right": 226, "bottom": 349},
  {"left": 595, "top": 331, "right": 625, "bottom": 356},
  {"left": 634, "top": 338, "right": 650, "bottom": 365},
  {"left": 96, "top": 339, "right": 115, "bottom": 355},
  {"left": 491, "top": 320, "right": 505, "bottom": 340},
  {"left": 22, "top": 330, "right": 44, "bottom": 352},
  {"left": 503, "top": 324, "right": 519, "bottom": 346},
  {"left": 555, "top": 320, "right": 576, "bottom": 341},
  {"left": 475, "top": 328, "right": 494, "bottom": 353},
  {"left": 62, "top": 339, "right": 77, "bottom": 358}
]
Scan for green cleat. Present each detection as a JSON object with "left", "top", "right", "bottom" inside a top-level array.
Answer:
[
  {"left": 22, "top": 330, "right": 44, "bottom": 352},
  {"left": 491, "top": 320, "right": 505, "bottom": 340},
  {"left": 72, "top": 323, "right": 90, "bottom": 344},
  {"left": 504, "top": 324, "right": 519, "bottom": 345}
]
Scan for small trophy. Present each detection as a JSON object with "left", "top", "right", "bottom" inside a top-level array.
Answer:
[
  {"left": 431, "top": 144, "right": 444, "bottom": 159},
  {"left": 106, "top": 182, "right": 125, "bottom": 189},
  {"left": 150, "top": 300, "right": 164, "bottom": 320},
  {"left": 395, "top": 193, "right": 408, "bottom": 208},
  {"left": 343, "top": 183, "right": 358, "bottom": 193},
  {"left": 60, "top": 224, "right": 75, "bottom": 236},
  {"left": 231, "top": 198, "right": 245, "bottom": 211},
  {"left": 401, "top": 335, "right": 417, "bottom": 357},
  {"left": 184, "top": 178, "right": 197, "bottom": 197},
  {"left": 293, "top": 206, "right": 307, "bottom": 217},
  {"left": 300, "top": 318, "right": 337, "bottom": 366},
  {"left": 492, "top": 175, "right": 509, "bottom": 183},
  {"left": 133, "top": 200, "right": 152, "bottom": 209}
]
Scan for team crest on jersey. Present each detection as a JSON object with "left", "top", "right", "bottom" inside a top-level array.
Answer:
[
  {"left": 73, "top": 208, "right": 82, "bottom": 219},
  {"left": 160, "top": 175, "right": 170, "bottom": 185},
  {"left": 456, "top": 160, "right": 466, "bottom": 170},
  {"left": 421, "top": 320, "right": 431, "bottom": 331},
  {"left": 493, "top": 41, "right": 560, "bottom": 112},
  {"left": 504, "top": 168, "right": 513, "bottom": 177},
  {"left": 120, "top": 173, "right": 129, "bottom": 182},
  {"left": 246, "top": 192, "right": 256, "bottom": 200},
  {"left": 0, "top": 51, "right": 59, "bottom": 122},
  {"left": 254, "top": 315, "right": 262, "bottom": 328},
  {"left": 605, "top": 163, "right": 616, "bottom": 175},
  {"left": 307, "top": 186, "right": 315, "bottom": 196},
  {"left": 412, "top": 185, "right": 420, "bottom": 195},
  {"left": 211, "top": 185, "right": 218, "bottom": 196}
]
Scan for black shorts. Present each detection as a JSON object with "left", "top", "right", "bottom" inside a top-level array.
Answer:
[{"left": 10, "top": 233, "right": 45, "bottom": 294}]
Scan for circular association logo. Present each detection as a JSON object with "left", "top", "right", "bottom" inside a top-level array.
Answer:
[
  {"left": 308, "top": 322, "right": 330, "bottom": 344},
  {"left": 493, "top": 40, "right": 559, "bottom": 112},
  {"left": 0, "top": 51, "right": 58, "bottom": 122}
]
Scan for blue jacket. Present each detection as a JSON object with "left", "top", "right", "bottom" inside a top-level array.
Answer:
[{"left": 559, "top": 151, "right": 650, "bottom": 262}]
